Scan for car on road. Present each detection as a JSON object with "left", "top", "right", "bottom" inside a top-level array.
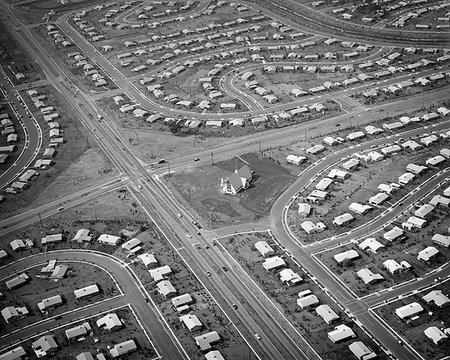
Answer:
[
  {"left": 158, "top": 159, "right": 166, "bottom": 164},
  {"left": 196, "top": 230, "right": 201, "bottom": 235},
  {"left": 254, "top": 334, "right": 261, "bottom": 340},
  {"left": 57, "top": 207, "right": 64, "bottom": 211},
  {"left": 186, "top": 234, "right": 192, "bottom": 239},
  {"left": 177, "top": 213, "right": 182, "bottom": 218},
  {"left": 232, "top": 303, "right": 238, "bottom": 309},
  {"left": 194, "top": 157, "right": 199, "bottom": 161},
  {"left": 222, "top": 266, "right": 228, "bottom": 272},
  {"left": 206, "top": 271, "right": 211, "bottom": 276},
  {"left": 138, "top": 185, "right": 143, "bottom": 189}
]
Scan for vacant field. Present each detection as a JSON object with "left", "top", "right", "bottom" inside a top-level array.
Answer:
[
  {"left": 0, "top": 261, "right": 118, "bottom": 335},
  {"left": 287, "top": 140, "right": 447, "bottom": 243},
  {"left": 373, "top": 281, "right": 450, "bottom": 360},
  {"left": 0, "top": 84, "right": 114, "bottom": 220},
  {"left": 0, "top": 22, "right": 45, "bottom": 85},
  {"left": 218, "top": 231, "right": 388, "bottom": 360},
  {"left": 165, "top": 153, "right": 295, "bottom": 228},
  {"left": 12, "top": 0, "right": 96, "bottom": 24}
]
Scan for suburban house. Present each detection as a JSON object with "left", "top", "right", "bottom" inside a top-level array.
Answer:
[
  {"left": 38, "top": 295, "right": 63, "bottom": 313},
  {"left": 348, "top": 341, "right": 376, "bottom": 360},
  {"left": 171, "top": 294, "right": 194, "bottom": 309},
  {"left": 315, "top": 304, "right": 339, "bottom": 324},
  {"left": 422, "top": 290, "right": 450, "bottom": 308},
  {"left": 0, "top": 346, "right": 26, "bottom": 360},
  {"left": 328, "top": 325, "right": 356, "bottom": 343},
  {"left": 109, "top": 339, "right": 137, "bottom": 358},
  {"left": 358, "top": 238, "right": 385, "bottom": 254},
  {"left": 254, "top": 241, "right": 275, "bottom": 257},
  {"left": 417, "top": 246, "right": 440, "bottom": 262},
  {"left": 357, "top": 269, "right": 384, "bottom": 285},
  {"left": 279, "top": 268, "right": 302, "bottom": 286},
  {"left": 424, "top": 326, "right": 448, "bottom": 345},
  {"left": 263, "top": 256, "right": 286, "bottom": 271},
  {"left": 96, "top": 313, "right": 122, "bottom": 331},
  {"left": 297, "top": 294, "right": 320, "bottom": 309},
  {"left": 194, "top": 331, "right": 221, "bottom": 351},
  {"left": 395, "top": 302, "right": 424, "bottom": 320},
  {"left": 334, "top": 250, "right": 359, "bottom": 264},
  {"left": 32, "top": 335, "right": 58, "bottom": 358},
  {"left": 220, "top": 165, "right": 253, "bottom": 195},
  {"left": 180, "top": 314, "right": 203, "bottom": 332},
  {"left": 74, "top": 284, "right": 100, "bottom": 300}
]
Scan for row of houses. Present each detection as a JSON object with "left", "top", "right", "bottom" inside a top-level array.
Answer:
[
  {"left": 0, "top": 311, "right": 131, "bottom": 359},
  {"left": 0, "top": 111, "right": 18, "bottom": 165}
]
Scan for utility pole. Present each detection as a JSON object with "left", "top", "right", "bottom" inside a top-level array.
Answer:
[{"left": 38, "top": 213, "right": 43, "bottom": 227}]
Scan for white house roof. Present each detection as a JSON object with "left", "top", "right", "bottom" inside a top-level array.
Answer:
[
  {"left": 383, "top": 259, "right": 403, "bottom": 274},
  {"left": 32, "top": 335, "right": 58, "bottom": 358},
  {"left": 395, "top": 302, "right": 423, "bottom": 319},
  {"left": 279, "top": 268, "right": 302, "bottom": 284},
  {"left": 138, "top": 253, "right": 158, "bottom": 267},
  {"left": 157, "top": 280, "right": 176, "bottom": 297},
  {"left": 424, "top": 326, "right": 448, "bottom": 345},
  {"left": 297, "top": 203, "right": 311, "bottom": 216},
  {"left": 109, "top": 339, "right": 137, "bottom": 358},
  {"left": 194, "top": 331, "right": 220, "bottom": 351},
  {"left": 0, "top": 346, "right": 26, "bottom": 360},
  {"left": 432, "top": 234, "right": 450, "bottom": 248},
  {"left": 369, "top": 192, "right": 390, "bottom": 205},
  {"left": 334, "top": 250, "right": 359, "bottom": 264},
  {"left": 383, "top": 226, "right": 404, "bottom": 241},
  {"left": 348, "top": 341, "right": 376, "bottom": 360},
  {"left": 121, "top": 238, "right": 142, "bottom": 251},
  {"left": 149, "top": 265, "right": 172, "bottom": 281},
  {"left": 171, "top": 293, "right": 193, "bottom": 308},
  {"left": 417, "top": 246, "right": 440, "bottom": 262},
  {"left": 349, "top": 202, "right": 372, "bottom": 215},
  {"left": 414, "top": 204, "right": 435, "bottom": 218},
  {"left": 359, "top": 238, "right": 385, "bottom": 253},
  {"left": 316, "top": 178, "right": 333, "bottom": 191},
  {"left": 333, "top": 213, "right": 354, "bottom": 226},
  {"left": 328, "top": 324, "right": 356, "bottom": 343},
  {"left": 74, "top": 284, "right": 99, "bottom": 300},
  {"left": 204, "top": 350, "right": 225, "bottom": 360},
  {"left": 96, "top": 313, "right": 122, "bottom": 331},
  {"left": 357, "top": 269, "right": 384, "bottom": 285},
  {"left": 297, "top": 294, "right": 319, "bottom": 308},
  {"left": 97, "top": 234, "right": 121, "bottom": 246},
  {"left": 263, "top": 256, "right": 286, "bottom": 271},
  {"left": 316, "top": 304, "right": 339, "bottom": 324},
  {"left": 422, "top": 290, "right": 450, "bottom": 307},
  {"left": 429, "top": 195, "right": 450, "bottom": 208},
  {"left": 179, "top": 314, "right": 202, "bottom": 331},
  {"left": 254, "top": 241, "right": 275, "bottom": 257}
]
